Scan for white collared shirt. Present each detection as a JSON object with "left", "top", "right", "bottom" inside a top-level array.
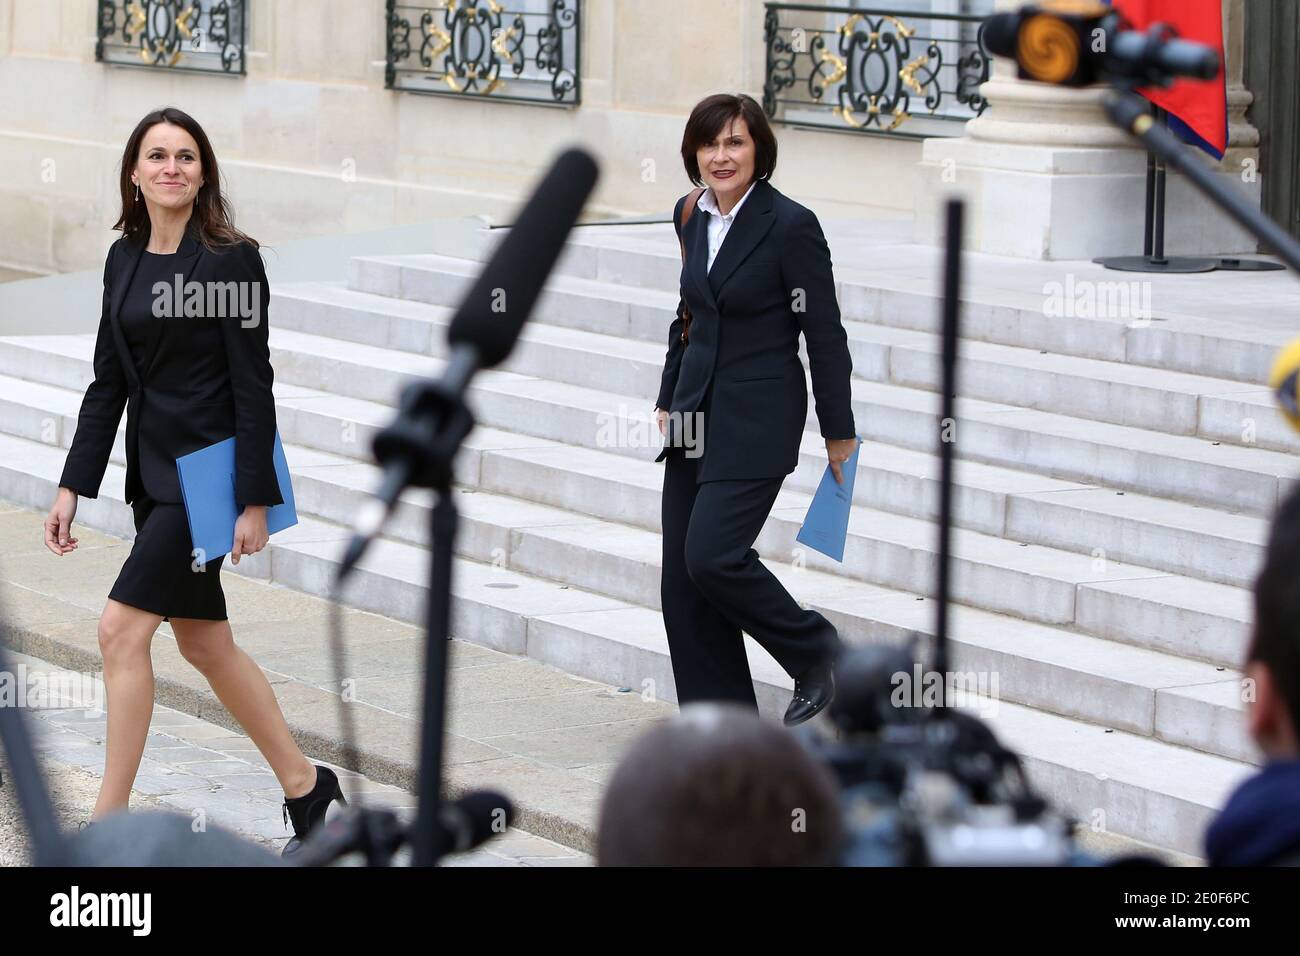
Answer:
[{"left": 696, "top": 179, "right": 757, "bottom": 273}]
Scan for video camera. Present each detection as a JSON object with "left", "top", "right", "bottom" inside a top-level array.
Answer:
[{"left": 801, "top": 640, "right": 1081, "bottom": 866}]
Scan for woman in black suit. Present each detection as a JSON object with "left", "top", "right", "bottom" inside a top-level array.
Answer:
[
  {"left": 653, "top": 93, "right": 860, "bottom": 725},
  {"left": 42, "top": 107, "right": 342, "bottom": 856}
]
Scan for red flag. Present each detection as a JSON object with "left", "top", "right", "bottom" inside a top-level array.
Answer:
[{"left": 1110, "top": 0, "right": 1228, "bottom": 158}]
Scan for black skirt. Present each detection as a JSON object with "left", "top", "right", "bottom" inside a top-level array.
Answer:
[{"left": 108, "top": 492, "right": 228, "bottom": 622}]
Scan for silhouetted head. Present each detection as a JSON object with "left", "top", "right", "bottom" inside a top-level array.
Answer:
[{"left": 597, "top": 702, "right": 844, "bottom": 866}]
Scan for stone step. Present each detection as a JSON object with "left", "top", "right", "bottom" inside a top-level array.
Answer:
[
  {"left": 471, "top": 433, "right": 1268, "bottom": 594},
  {"left": 7, "top": 314, "right": 1292, "bottom": 520},
  {"left": 0, "top": 365, "right": 1258, "bottom": 672},
  {"left": 261, "top": 528, "right": 1278, "bottom": 856},
  {"left": 347, "top": 252, "right": 679, "bottom": 349},
  {"left": 198, "top": 322, "right": 1300, "bottom": 519},
  {"left": 0, "top": 366, "right": 352, "bottom": 471},
  {"left": 340, "top": 256, "right": 1300, "bottom": 498},
  {"left": 273, "top": 281, "right": 669, "bottom": 407},
  {"left": 0, "top": 431, "right": 1254, "bottom": 857},
  {"left": 207, "top": 326, "right": 1300, "bottom": 519},
  {"left": 294, "top": 457, "right": 1256, "bottom": 761},
  {"left": 846, "top": 377, "right": 1296, "bottom": 518},
  {"left": 836, "top": 265, "right": 1291, "bottom": 390},
  {"left": 0, "top": 336, "right": 1271, "bottom": 593},
  {"left": 277, "top": 279, "right": 1298, "bottom": 455},
  {"left": 409, "top": 226, "right": 1294, "bottom": 386},
  {"left": 0, "top": 399, "right": 1254, "bottom": 760}
]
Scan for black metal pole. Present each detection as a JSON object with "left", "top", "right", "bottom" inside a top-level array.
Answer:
[
  {"left": 933, "top": 199, "right": 963, "bottom": 711},
  {"left": 1142, "top": 135, "right": 1156, "bottom": 257},
  {"left": 1105, "top": 90, "right": 1300, "bottom": 275},
  {"left": 411, "top": 493, "right": 457, "bottom": 867},
  {"left": 1095, "top": 105, "right": 1218, "bottom": 273},
  {"left": 1152, "top": 109, "right": 1168, "bottom": 262}
]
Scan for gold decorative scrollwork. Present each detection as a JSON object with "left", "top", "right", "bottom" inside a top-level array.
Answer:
[
  {"left": 766, "top": 3, "right": 990, "bottom": 135},
  {"left": 818, "top": 49, "right": 846, "bottom": 86},
  {"left": 387, "top": 0, "right": 580, "bottom": 104},
  {"left": 880, "top": 14, "right": 915, "bottom": 40},
  {"left": 175, "top": 3, "right": 196, "bottom": 39},
  {"left": 836, "top": 97, "right": 910, "bottom": 132},
  {"left": 834, "top": 105, "right": 865, "bottom": 128},
  {"left": 100, "top": 0, "right": 246, "bottom": 73},
  {"left": 444, "top": 67, "right": 503, "bottom": 95},
  {"left": 899, "top": 53, "right": 929, "bottom": 95},
  {"left": 491, "top": 25, "right": 517, "bottom": 59},
  {"left": 423, "top": 22, "right": 451, "bottom": 57}
]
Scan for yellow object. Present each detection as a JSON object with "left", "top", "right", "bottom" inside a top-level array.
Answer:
[
  {"left": 1018, "top": 13, "right": 1079, "bottom": 85},
  {"left": 1269, "top": 339, "right": 1300, "bottom": 432}
]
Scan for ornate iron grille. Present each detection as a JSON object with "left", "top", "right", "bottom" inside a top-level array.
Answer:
[
  {"left": 385, "top": 0, "right": 580, "bottom": 106},
  {"left": 96, "top": 0, "right": 246, "bottom": 74},
  {"left": 764, "top": 3, "right": 991, "bottom": 138}
]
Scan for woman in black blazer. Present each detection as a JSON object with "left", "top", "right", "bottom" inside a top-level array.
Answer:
[
  {"left": 653, "top": 93, "right": 860, "bottom": 725},
  {"left": 42, "top": 107, "right": 342, "bottom": 856}
]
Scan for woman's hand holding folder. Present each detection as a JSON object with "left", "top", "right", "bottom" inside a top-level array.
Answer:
[
  {"left": 230, "top": 504, "right": 268, "bottom": 565},
  {"left": 825, "top": 436, "right": 860, "bottom": 486}
]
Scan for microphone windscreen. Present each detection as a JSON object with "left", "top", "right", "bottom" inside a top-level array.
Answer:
[
  {"left": 441, "top": 789, "right": 516, "bottom": 852},
  {"left": 447, "top": 148, "right": 600, "bottom": 368},
  {"left": 1159, "top": 38, "right": 1221, "bottom": 81}
]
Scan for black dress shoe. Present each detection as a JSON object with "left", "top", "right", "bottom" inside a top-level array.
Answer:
[
  {"left": 281, "top": 765, "right": 347, "bottom": 858},
  {"left": 784, "top": 664, "right": 835, "bottom": 726}
]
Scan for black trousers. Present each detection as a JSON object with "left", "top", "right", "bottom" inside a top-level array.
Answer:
[{"left": 659, "top": 395, "right": 843, "bottom": 708}]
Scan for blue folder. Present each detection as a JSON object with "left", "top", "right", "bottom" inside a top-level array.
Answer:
[
  {"left": 795, "top": 436, "right": 861, "bottom": 563},
  {"left": 175, "top": 430, "right": 298, "bottom": 560}
]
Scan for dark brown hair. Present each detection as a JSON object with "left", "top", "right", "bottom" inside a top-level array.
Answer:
[
  {"left": 596, "top": 703, "right": 844, "bottom": 866},
  {"left": 114, "top": 106, "right": 256, "bottom": 252},
  {"left": 680, "top": 93, "right": 778, "bottom": 187}
]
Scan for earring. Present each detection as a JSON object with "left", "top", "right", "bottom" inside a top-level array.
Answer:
[{"left": 134, "top": 182, "right": 140, "bottom": 201}]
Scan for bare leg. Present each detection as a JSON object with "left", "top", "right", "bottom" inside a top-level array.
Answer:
[
  {"left": 169, "top": 617, "right": 316, "bottom": 798},
  {"left": 94, "top": 598, "right": 165, "bottom": 819}
]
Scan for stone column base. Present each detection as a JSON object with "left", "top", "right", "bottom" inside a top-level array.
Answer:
[{"left": 912, "top": 134, "right": 1262, "bottom": 260}]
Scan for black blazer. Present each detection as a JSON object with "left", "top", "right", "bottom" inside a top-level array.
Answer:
[
  {"left": 654, "top": 178, "right": 856, "bottom": 481},
  {"left": 59, "top": 221, "right": 284, "bottom": 510}
]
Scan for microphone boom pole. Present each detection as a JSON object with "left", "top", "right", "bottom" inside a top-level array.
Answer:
[{"left": 333, "top": 149, "right": 600, "bottom": 867}]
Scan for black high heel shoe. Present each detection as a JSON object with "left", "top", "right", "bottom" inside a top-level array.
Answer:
[{"left": 281, "top": 765, "right": 347, "bottom": 858}]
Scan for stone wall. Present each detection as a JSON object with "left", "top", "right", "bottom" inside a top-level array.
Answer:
[{"left": 0, "top": 0, "right": 921, "bottom": 276}]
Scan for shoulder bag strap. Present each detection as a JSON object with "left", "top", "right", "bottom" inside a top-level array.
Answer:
[{"left": 676, "top": 187, "right": 705, "bottom": 344}]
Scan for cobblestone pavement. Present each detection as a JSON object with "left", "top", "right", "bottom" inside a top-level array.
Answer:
[
  {"left": 0, "top": 650, "right": 591, "bottom": 867},
  {"left": 0, "top": 496, "right": 675, "bottom": 851}
]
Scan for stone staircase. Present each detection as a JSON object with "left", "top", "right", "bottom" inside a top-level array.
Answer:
[{"left": 1, "top": 219, "right": 1293, "bottom": 857}]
